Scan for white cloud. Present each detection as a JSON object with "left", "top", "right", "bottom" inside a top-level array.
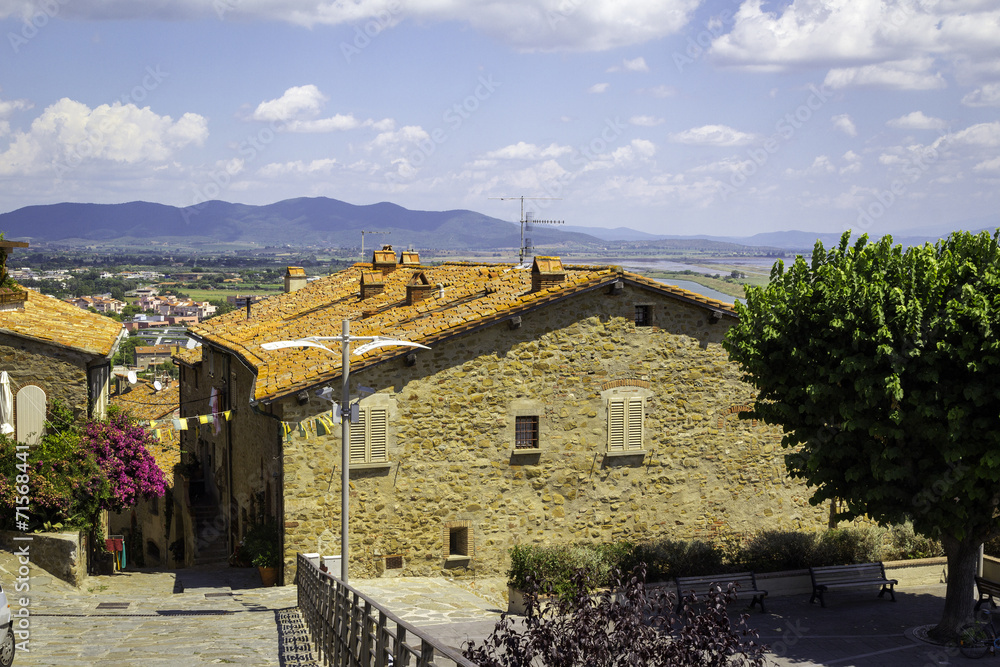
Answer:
[
  {"left": 252, "top": 85, "right": 387, "bottom": 133},
  {"left": 284, "top": 115, "right": 362, "bottom": 132},
  {"left": 0, "top": 98, "right": 207, "bottom": 175},
  {"left": 588, "top": 82, "right": 610, "bottom": 94},
  {"left": 622, "top": 56, "right": 649, "bottom": 72},
  {"left": 974, "top": 157, "right": 1000, "bottom": 171},
  {"left": 962, "top": 83, "right": 1000, "bottom": 107},
  {"left": 0, "top": 97, "right": 32, "bottom": 137},
  {"left": 2, "top": 0, "right": 701, "bottom": 52},
  {"left": 941, "top": 121, "right": 1000, "bottom": 148},
  {"left": 258, "top": 158, "right": 338, "bottom": 176},
  {"left": 253, "top": 85, "right": 327, "bottom": 122},
  {"left": 710, "top": 0, "right": 1000, "bottom": 96},
  {"left": 669, "top": 124, "right": 756, "bottom": 146},
  {"left": 371, "top": 125, "right": 430, "bottom": 148},
  {"left": 640, "top": 85, "right": 675, "bottom": 98},
  {"left": 824, "top": 59, "right": 946, "bottom": 91},
  {"left": 485, "top": 141, "right": 571, "bottom": 160},
  {"left": 629, "top": 115, "right": 663, "bottom": 127},
  {"left": 831, "top": 114, "right": 857, "bottom": 137},
  {"left": 785, "top": 155, "right": 835, "bottom": 178},
  {"left": 886, "top": 111, "right": 947, "bottom": 130}
]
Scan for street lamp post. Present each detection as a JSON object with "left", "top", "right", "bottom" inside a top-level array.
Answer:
[{"left": 261, "top": 318, "right": 429, "bottom": 583}]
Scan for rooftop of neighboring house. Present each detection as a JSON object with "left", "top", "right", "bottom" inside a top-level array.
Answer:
[
  {"left": 188, "top": 249, "right": 736, "bottom": 404},
  {"left": 110, "top": 378, "right": 180, "bottom": 481},
  {"left": 135, "top": 344, "right": 177, "bottom": 355},
  {"left": 0, "top": 288, "right": 124, "bottom": 357}
]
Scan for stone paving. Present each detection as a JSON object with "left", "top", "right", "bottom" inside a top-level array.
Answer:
[{"left": 0, "top": 546, "right": 973, "bottom": 666}]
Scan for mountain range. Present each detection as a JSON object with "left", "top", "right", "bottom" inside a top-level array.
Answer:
[{"left": 0, "top": 198, "right": 994, "bottom": 253}]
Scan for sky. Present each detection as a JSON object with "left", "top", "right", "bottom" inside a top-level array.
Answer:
[{"left": 0, "top": 0, "right": 998, "bottom": 238}]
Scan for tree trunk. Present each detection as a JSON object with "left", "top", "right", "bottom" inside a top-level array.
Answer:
[{"left": 928, "top": 534, "right": 980, "bottom": 642}]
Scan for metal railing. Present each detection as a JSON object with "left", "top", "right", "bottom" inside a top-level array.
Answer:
[{"left": 296, "top": 553, "right": 479, "bottom": 667}]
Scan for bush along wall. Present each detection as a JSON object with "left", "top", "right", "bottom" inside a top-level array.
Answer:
[{"left": 507, "top": 523, "right": 944, "bottom": 592}]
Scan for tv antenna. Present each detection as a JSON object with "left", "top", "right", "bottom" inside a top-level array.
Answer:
[
  {"left": 360, "top": 230, "right": 390, "bottom": 263},
  {"left": 489, "top": 196, "right": 563, "bottom": 264}
]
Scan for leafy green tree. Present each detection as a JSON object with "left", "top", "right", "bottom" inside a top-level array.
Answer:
[{"left": 724, "top": 230, "right": 1000, "bottom": 640}]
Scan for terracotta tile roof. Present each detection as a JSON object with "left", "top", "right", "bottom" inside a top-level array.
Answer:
[
  {"left": 0, "top": 289, "right": 124, "bottom": 357},
  {"left": 188, "top": 260, "right": 736, "bottom": 403},
  {"left": 172, "top": 345, "right": 202, "bottom": 366},
  {"left": 111, "top": 379, "right": 179, "bottom": 422},
  {"left": 110, "top": 379, "right": 180, "bottom": 481}
]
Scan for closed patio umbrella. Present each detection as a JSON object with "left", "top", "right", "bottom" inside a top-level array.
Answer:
[{"left": 0, "top": 371, "right": 13, "bottom": 435}]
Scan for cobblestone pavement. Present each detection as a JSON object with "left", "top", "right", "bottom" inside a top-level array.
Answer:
[{"left": 0, "top": 548, "right": 313, "bottom": 666}]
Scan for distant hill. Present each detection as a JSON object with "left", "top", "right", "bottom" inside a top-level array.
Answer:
[
  {"left": 4, "top": 198, "right": 990, "bottom": 253},
  {"left": 0, "top": 197, "right": 606, "bottom": 250}
]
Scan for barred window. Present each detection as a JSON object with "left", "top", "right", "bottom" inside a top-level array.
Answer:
[{"left": 514, "top": 415, "right": 539, "bottom": 449}]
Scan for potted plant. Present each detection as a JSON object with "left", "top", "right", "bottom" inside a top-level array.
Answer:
[{"left": 241, "top": 521, "right": 281, "bottom": 586}]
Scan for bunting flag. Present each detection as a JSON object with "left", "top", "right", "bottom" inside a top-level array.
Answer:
[
  {"left": 148, "top": 409, "right": 236, "bottom": 434},
  {"left": 316, "top": 412, "right": 335, "bottom": 436}
]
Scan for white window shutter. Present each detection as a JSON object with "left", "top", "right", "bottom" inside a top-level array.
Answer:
[
  {"left": 626, "top": 397, "right": 644, "bottom": 450},
  {"left": 608, "top": 398, "right": 625, "bottom": 452},
  {"left": 369, "top": 408, "right": 387, "bottom": 461},
  {"left": 349, "top": 409, "right": 367, "bottom": 463}
]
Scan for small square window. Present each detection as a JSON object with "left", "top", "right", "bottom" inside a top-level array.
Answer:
[
  {"left": 514, "top": 416, "right": 539, "bottom": 449},
  {"left": 449, "top": 526, "right": 469, "bottom": 557},
  {"left": 635, "top": 305, "right": 652, "bottom": 327}
]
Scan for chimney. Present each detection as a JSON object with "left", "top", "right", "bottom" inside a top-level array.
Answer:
[
  {"left": 530, "top": 256, "right": 565, "bottom": 293},
  {"left": 360, "top": 271, "right": 384, "bottom": 300},
  {"left": 406, "top": 271, "right": 434, "bottom": 306},
  {"left": 373, "top": 245, "right": 397, "bottom": 275},
  {"left": 399, "top": 250, "right": 420, "bottom": 267},
  {"left": 284, "top": 266, "right": 307, "bottom": 293}
]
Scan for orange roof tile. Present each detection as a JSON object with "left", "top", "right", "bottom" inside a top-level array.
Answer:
[
  {"left": 0, "top": 289, "right": 123, "bottom": 357},
  {"left": 188, "top": 260, "right": 736, "bottom": 403}
]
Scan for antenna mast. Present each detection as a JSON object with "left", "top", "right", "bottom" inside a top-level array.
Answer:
[
  {"left": 489, "top": 196, "right": 564, "bottom": 264},
  {"left": 360, "top": 230, "right": 390, "bottom": 263}
]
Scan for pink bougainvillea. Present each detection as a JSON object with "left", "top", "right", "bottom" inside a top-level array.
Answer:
[{"left": 82, "top": 410, "right": 166, "bottom": 512}]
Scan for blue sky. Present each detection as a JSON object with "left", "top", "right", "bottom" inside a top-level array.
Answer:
[{"left": 0, "top": 0, "right": 998, "bottom": 237}]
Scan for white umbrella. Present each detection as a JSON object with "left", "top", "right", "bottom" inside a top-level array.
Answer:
[{"left": 0, "top": 372, "right": 13, "bottom": 435}]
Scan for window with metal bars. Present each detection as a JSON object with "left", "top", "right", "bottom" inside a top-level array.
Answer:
[
  {"left": 348, "top": 406, "right": 388, "bottom": 464},
  {"left": 634, "top": 305, "right": 652, "bottom": 327},
  {"left": 514, "top": 415, "right": 539, "bottom": 449},
  {"left": 607, "top": 397, "right": 644, "bottom": 452}
]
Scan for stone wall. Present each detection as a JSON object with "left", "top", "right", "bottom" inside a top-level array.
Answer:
[
  {"left": 275, "top": 282, "right": 830, "bottom": 582},
  {"left": 0, "top": 530, "right": 86, "bottom": 587},
  {"left": 0, "top": 333, "right": 92, "bottom": 421}
]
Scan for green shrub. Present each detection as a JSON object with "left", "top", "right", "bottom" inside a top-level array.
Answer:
[
  {"left": 241, "top": 521, "right": 282, "bottom": 568},
  {"left": 508, "top": 544, "right": 619, "bottom": 598},
  {"left": 631, "top": 538, "right": 726, "bottom": 581},
  {"left": 734, "top": 530, "right": 821, "bottom": 572},
  {"left": 508, "top": 522, "right": 941, "bottom": 593}
]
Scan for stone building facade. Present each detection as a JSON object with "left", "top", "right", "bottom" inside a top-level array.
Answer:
[
  {"left": 0, "top": 288, "right": 125, "bottom": 441},
  {"left": 180, "top": 252, "right": 830, "bottom": 584}
]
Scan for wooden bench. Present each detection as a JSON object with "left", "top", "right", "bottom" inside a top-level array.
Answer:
[
  {"left": 809, "top": 563, "right": 897, "bottom": 607},
  {"left": 975, "top": 576, "right": 1000, "bottom": 611},
  {"left": 675, "top": 572, "right": 768, "bottom": 613}
]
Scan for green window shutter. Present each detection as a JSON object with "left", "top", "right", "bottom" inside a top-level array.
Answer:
[
  {"left": 608, "top": 398, "right": 625, "bottom": 452},
  {"left": 369, "top": 408, "right": 387, "bottom": 462}
]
